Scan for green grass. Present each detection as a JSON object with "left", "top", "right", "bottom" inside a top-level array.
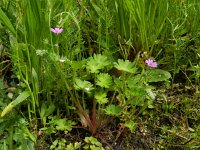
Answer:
[{"left": 0, "top": 0, "right": 200, "bottom": 149}]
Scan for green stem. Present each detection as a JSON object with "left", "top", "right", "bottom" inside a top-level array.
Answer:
[
  {"left": 92, "top": 99, "right": 97, "bottom": 134},
  {"left": 82, "top": 90, "right": 86, "bottom": 110},
  {"left": 8, "top": 126, "right": 13, "bottom": 150}
]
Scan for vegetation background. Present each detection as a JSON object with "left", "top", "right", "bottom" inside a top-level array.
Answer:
[{"left": 0, "top": 0, "right": 200, "bottom": 149}]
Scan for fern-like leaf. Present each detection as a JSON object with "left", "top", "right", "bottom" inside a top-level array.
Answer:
[
  {"left": 114, "top": 59, "right": 137, "bottom": 73},
  {"left": 74, "top": 78, "right": 94, "bottom": 91},
  {"left": 104, "top": 105, "right": 122, "bottom": 116},
  {"left": 95, "top": 91, "right": 108, "bottom": 104},
  {"left": 86, "top": 54, "right": 110, "bottom": 73},
  {"left": 96, "top": 73, "right": 112, "bottom": 88}
]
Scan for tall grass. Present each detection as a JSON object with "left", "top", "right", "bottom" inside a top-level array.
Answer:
[
  {"left": 0, "top": 0, "right": 199, "bottom": 124},
  {"left": 109, "top": 0, "right": 168, "bottom": 59},
  {"left": 0, "top": 0, "right": 199, "bottom": 119},
  {"left": 0, "top": 0, "right": 84, "bottom": 122},
  {"left": 157, "top": 0, "right": 200, "bottom": 85},
  {"left": 0, "top": 0, "right": 200, "bottom": 148}
]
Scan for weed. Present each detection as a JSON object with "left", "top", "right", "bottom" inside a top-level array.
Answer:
[{"left": 0, "top": 0, "right": 200, "bottom": 149}]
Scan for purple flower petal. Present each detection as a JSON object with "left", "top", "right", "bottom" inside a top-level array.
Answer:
[
  {"left": 151, "top": 62, "right": 157, "bottom": 68},
  {"left": 50, "top": 28, "right": 56, "bottom": 33},
  {"left": 145, "top": 59, "right": 157, "bottom": 68},
  {"left": 145, "top": 59, "right": 153, "bottom": 65},
  {"left": 50, "top": 27, "right": 63, "bottom": 34}
]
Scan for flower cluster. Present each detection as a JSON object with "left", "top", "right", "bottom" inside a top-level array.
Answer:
[{"left": 145, "top": 59, "right": 157, "bottom": 68}]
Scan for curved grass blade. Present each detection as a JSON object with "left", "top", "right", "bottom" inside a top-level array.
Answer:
[
  {"left": 0, "top": 8, "right": 16, "bottom": 35},
  {"left": 1, "top": 91, "right": 30, "bottom": 117}
]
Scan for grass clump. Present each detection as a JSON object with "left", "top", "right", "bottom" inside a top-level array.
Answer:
[{"left": 0, "top": 0, "right": 200, "bottom": 149}]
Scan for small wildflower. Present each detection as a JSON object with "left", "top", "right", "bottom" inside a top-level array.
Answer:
[
  {"left": 7, "top": 92, "right": 13, "bottom": 99},
  {"left": 36, "top": 49, "right": 47, "bottom": 56},
  {"left": 50, "top": 27, "right": 63, "bottom": 34},
  {"left": 59, "top": 59, "right": 65, "bottom": 63},
  {"left": 54, "top": 43, "right": 59, "bottom": 47},
  {"left": 85, "top": 88, "right": 90, "bottom": 92},
  {"left": 21, "top": 119, "right": 26, "bottom": 124},
  {"left": 145, "top": 59, "right": 158, "bottom": 68}
]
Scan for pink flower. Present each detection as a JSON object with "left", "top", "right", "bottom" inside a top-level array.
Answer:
[
  {"left": 145, "top": 59, "right": 157, "bottom": 68},
  {"left": 50, "top": 27, "right": 63, "bottom": 34}
]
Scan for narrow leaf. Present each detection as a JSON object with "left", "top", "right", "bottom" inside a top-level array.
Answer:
[
  {"left": 0, "top": 8, "right": 16, "bottom": 35},
  {"left": 1, "top": 91, "right": 30, "bottom": 117}
]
